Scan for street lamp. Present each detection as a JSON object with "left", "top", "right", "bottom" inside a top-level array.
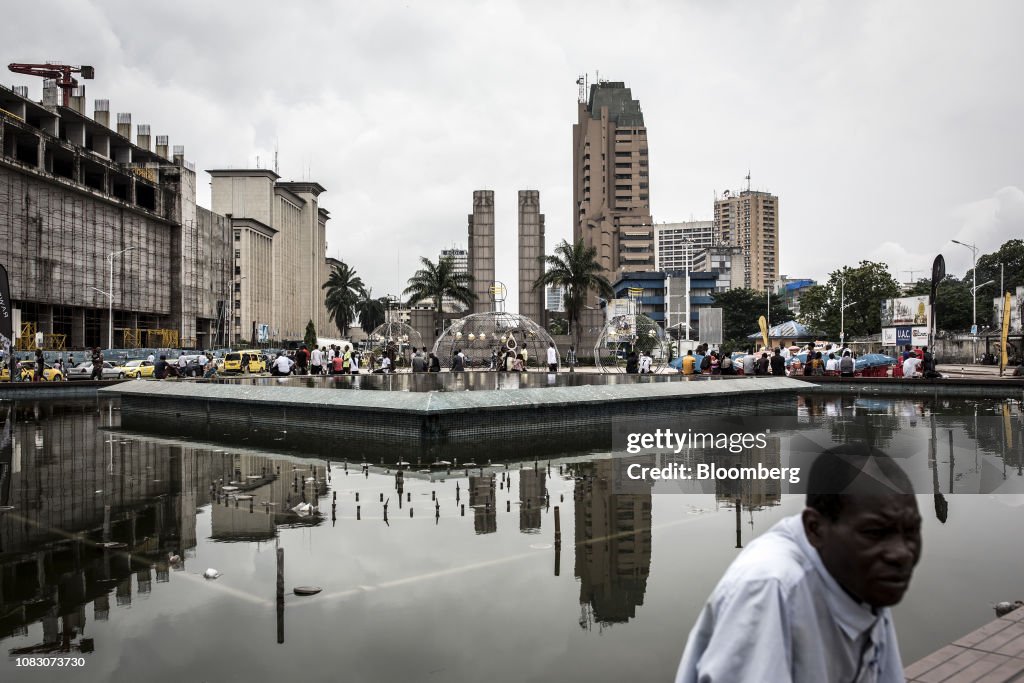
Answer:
[
  {"left": 951, "top": 239, "right": 980, "bottom": 359},
  {"left": 91, "top": 246, "right": 136, "bottom": 349}
]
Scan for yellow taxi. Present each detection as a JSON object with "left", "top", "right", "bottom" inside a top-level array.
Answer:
[
  {"left": 123, "top": 360, "right": 155, "bottom": 379},
  {"left": 1, "top": 360, "right": 65, "bottom": 382},
  {"left": 223, "top": 350, "right": 267, "bottom": 374}
]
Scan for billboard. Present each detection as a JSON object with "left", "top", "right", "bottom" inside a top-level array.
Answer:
[{"left": 881, "top": 296, "right": 930, "bottom": 348}]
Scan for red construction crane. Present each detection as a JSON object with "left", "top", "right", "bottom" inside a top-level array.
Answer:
[{"left": 7, "top": 62, "right": 94, "bottom": 107}]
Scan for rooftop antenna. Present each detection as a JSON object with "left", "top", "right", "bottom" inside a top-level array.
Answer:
[
  {"left": 576, "top": 74, "right": 587, "bottom": 104},
  {"left": 745, "top": 170, "right": 751, "bottom": 192},
  {"left": 274, "top": 138, "right": 279, "bottom": 175},
  {"left": 903, "top": 270, "right": 923, "bottom": 283}
]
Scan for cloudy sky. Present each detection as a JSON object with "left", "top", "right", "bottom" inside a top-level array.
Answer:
[{"left": 5, "top": 1, "right": 1023, "bottom": 304}]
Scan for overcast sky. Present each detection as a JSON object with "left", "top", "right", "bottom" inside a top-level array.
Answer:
[{"left": 5, "top": 1, "right": 1023, "bottom": 305}]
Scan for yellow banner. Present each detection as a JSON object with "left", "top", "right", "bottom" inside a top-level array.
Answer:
[
  {"left": 758, "top": 315, "right": 769, "bottom": 349},
  {"left": 1000, "top": 291, "right": 1011, "bottom": 373}
]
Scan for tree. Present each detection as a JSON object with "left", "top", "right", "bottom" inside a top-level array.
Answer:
[
  {"left": 799, "top": 261, "right": 901, "bottom": 339},
  {"left": 403, "top": 255, "right": 475, "bottom": 338},
  {"left": 906, "top": 277, "right": 972, "bottom": 332},
  {"left": 355, "top": 288, "right": 387, "bottom": 336},
  {"left": 710, "top": 288, "right": 794, "bottom": 349},
  {"left": 965, "top": 239, "right": 1024, "bottom": 298},
  {"left": 533, "top": 238, "right": 614, "bottom": 350},
  {"left": 304, "top": 320, "right": 317, "bottom": 349},
  {"left": 322, "top": 262, "right": 365, "bottom": 337}
]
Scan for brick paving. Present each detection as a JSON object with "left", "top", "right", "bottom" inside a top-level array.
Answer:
[{"left": 905, "top": 607, "right": 1024, "bottom": 682}]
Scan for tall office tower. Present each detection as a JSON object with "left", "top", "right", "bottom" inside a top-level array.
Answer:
[
  {"left": 467, "top": 190, "right": 495, "bottom": 314},
  {"left": 573, "top": 80, "right": 654, "bottom": 280},
  {"left": 546, "top": 285, "right": 565, "bottom": 312},
  {"left": 653, "top": 221, "right": 715, "bottom": 272},
  {"left": 713, "top": 188, "right": 779, "bottom": 292},
  {"left": 518, "top": 190, "right": 546, "bottom": 323},
  {"left": 439, "top": 246, "right": 469, "bottom": 312}
]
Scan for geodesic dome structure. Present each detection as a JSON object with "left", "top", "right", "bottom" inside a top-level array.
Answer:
[
  {"left": 594, "top": 313, "right": 668, "bottom": 373},
  {"left": 432, "top": 311, "right": 558, "bottom": 370},
  {"left": 368, "top": 321, "right": 423, "bottom": 368}
]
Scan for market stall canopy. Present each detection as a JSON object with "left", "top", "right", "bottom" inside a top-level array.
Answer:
[{"left": 746, "top": 320, "right": 822, "bottom": 341}]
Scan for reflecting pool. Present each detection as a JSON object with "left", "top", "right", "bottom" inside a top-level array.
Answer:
[{"left": 0, "top": 396, "right": 1022, "bottom": 682}]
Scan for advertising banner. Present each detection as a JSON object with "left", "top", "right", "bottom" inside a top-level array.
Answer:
[{"left": 881, "top": 295, "right": 931, "bottom": 348}]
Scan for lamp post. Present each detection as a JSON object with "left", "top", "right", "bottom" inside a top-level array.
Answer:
[
  {"left": 91, "top": 246, "right": 136, "bottom": 349},
  {"left": 951, "top": 239, "right": 980, "bottom": 360}
]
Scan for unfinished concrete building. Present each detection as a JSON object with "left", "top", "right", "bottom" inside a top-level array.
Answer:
[
  {"left": 0, "top": 83, "right": 231, "bottom": 350},
  {"left": 517, "top": 190, "right": 545, "bottom": 325}
]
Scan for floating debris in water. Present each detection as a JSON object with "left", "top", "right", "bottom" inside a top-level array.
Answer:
[
  {"left": 994, "top": 600, "right": 1023, "bottom": 617},
  {"left": 293, "top": 586, "right": 322, "bottom": 596},
  {"left": 100, "top": 542, "right": 126, "bottom": 549},
  {"left": 203, "top": 568, "right": 221, "bottom": 579}
]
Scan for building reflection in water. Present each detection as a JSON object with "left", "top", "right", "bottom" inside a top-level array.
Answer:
[
  {"left": 468, "top": 475, "right": 496, "bottom": 534},
  {"left": 518, "top": 468, "right": 546, "bottom": 533},
  {"left": 573, "top": 459, "right": 652, "bottom": 629},
  {"left": 712, "top": 436, "right": 783, "bottom": 548},
  {"left": 0, "top": 401, "right": 326, "bottom": 653}
]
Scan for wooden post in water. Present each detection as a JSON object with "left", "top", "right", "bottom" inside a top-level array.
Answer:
[
  {"left": 276, "top": 546, "right": 284, "bottom": 644},
  {"left": 554, "top": 505, "right": 561, "bottom": 544}
]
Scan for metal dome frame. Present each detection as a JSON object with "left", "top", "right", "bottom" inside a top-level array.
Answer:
[
  {"left": 367, "top": 321, "right": 424, "bottom": 368},
  {"left": 594, "top": 313, "right": 668, "bottom": 373},
  {"left": 432, "top": 311, "right": 559, "bottom": 370}
]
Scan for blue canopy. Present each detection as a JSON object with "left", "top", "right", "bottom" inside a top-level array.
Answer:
[{"left": 747, "top": 320, "right": 822, "bottom": 340}]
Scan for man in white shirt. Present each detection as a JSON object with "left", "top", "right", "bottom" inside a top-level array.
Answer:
[
  {"left": 271, "top": 353, "right": 293, "bottom": 376},
  {"left": 902, "top": 355, "right": 921, "bottom": 379},
  {"left": 639, "top": 352, "right": 652, "bottom": 374},
  {"left": 310, "top": 346, "right": 323, "bottom": 375},
  {"left": 546, "top": 342, "right": 558, "bottom": 372},
  {"left": 676, "top": 445, "right": 921, "bottom": 683},
  {"left": 742, "top": 350, "right": 756, "bottom": 375},
  {"left": 826, "top": 352, "right": 840, "bottom": 373},
  {"left": 147, "top": 353, "right": 155, "bottom": 363}
]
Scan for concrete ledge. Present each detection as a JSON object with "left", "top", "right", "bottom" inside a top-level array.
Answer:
[
  {"left": 0, "top": 379, "right": 129, "bottom": 399},
  {"left": 102, "top": 377, "right": 812, "bottom": 458},
  {"left": 800, "top": 376, "right": 1024, "bottom": 398}
]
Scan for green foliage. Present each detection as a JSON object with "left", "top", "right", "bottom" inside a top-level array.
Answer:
[
  {"left": 355, "top": 288, "right": 387, "bottom": 335},
  {"left": 303, "top": 320, "right": 317, "bottom": 349},
  {"left": 710, "top": 288, "right": 794, "bottom": 348},
  {"left": 403, "top": 255, "right": 476, "bottom": 337},
  {"left": 906, "top": 277, "right": 972, "bottom": 332},
  {"left": 533, "top": 238, "right": 614, "bottom": 349},
  {"left": 322, "top": 262, "right": 365, "bottom": 337},
  {"left": 965, "top": 239, "right": 1024, "bottom": 299},
  {"left": 547, "top": 318, "right": 569, "bottom": 336},
  {"left": 798, "top": 261, "right": 901, "bottom": 338}
]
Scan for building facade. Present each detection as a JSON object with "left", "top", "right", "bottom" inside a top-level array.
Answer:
[
  {"left": 517, "top": 190, "right": 545, "bottom": 324},
  {"left": 653, "top": 221, "right": 715, "bottom": 272},
  {"left": 208, "top": 170, "right": 333, "bottom": 344},
  {"left": 713, "top": 189, "right": 779, "bottom": 292},
  {"left": 0, "top": 83, "right": 230, "bottom": 350},
  {"left": 546, "top": 285, "right": 565, "bottom": 313},
  {"left": 573, "top": 81, "right": 653, "bottom": 280},
  {"left": 691, "top": 245, "right": 743, "bottom": 292},
  {"left": 467, "top": 190, "right": 494, "bottom": 314},
  {"left": 439, "top": 246, "right": 469, "bottom": 313}
]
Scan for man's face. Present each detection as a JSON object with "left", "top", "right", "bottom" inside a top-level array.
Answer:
[{"left": 804, "top": 495, "right": 922, "bottom": 608}]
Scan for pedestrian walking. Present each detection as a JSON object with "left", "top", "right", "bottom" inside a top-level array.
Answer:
[
  {"left": 546, "top": 342, "right": 558, "bottom": 372},
  {"left": 90, "top": 347, "right": 104, "bottom": 380}
]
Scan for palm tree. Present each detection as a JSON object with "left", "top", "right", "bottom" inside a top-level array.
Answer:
[
  {"left": 322, "top": 262, "right": 365, "bottom": 337},
  {"left": 402, "top": 256, "right": 475, "bottom": 338},
  {"left": 355, "top": 288, "right": 387, "bottom": 336},
  {"left": 533, "top": 238, "right": 614, "bottom": 350}
]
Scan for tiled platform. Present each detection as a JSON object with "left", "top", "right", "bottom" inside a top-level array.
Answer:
[{"left": 905, "top": 607, "right": 1024, "bottom": 682}]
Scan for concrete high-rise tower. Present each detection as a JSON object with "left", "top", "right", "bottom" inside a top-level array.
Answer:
[
  {"left": 573, "top": 80, "right": 654, "bottom": 280},
  {"left": 713, "top": 188, "right": 779, "bottom": 292},
  {"left": 517, "top": 190, "right": 545, "bottom": 324},
  {"left": 467, "top": 190, "right": 495, "bottom": 314}
]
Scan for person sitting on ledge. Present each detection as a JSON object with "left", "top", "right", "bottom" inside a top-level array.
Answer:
[{"left": 674, "top": 444, "right": 921, "bottom": 683}]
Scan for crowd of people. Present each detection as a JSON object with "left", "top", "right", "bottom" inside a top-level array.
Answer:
[{"left": 677, "top": 342, "right": 860, "bottom": 378}]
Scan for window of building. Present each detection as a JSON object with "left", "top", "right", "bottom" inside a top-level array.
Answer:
[
  {"left": 234, "top": 249, "right": 240, "bottom": 259},
  {"left": 234, "top": 231, "right": 240, "bottom": 241}
]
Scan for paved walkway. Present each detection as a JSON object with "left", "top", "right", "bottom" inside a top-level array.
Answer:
[{"left": 905, "top": 607, "right": 1024, "bottom": 682}]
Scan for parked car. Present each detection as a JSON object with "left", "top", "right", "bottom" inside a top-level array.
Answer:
[
  {"left": 66, "top": 360, "right": 121, "bottom": 380},
  {"left": 223, "top": 350, "right": 267, "bottom": 374},
  {"left": 123, "top": 359, "right": 155, "bottom": 379},
  {"left": 170, "top": 355, "right": 204, "bottom": 378},
  {"left": 1, "top": 361, "right": 65, "bottom": 382}
]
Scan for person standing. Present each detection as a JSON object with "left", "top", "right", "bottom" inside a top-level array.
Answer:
[
  {"left": 412, "top": 348, "right": 427, "bottom": 373},
  {"left": 839, "top": 350, "right": 855, "bottom": 377},
  {"left": 770, "top": 348, "right": 787, "bottom": 377},
  {"left": 33, "top": 349, "right": 45, "bottom": 382},
  {"left": 546, "top": 342, "right": 558, "bottom": 372},
  {"left": 310, "top": 346, "right": 323, "bottom": 375},
  {"left": 756, "top": 352, "right": 770, "bottom": 375},
  {"left": 742, "top": 349, "right": 756, "bottom": 376},
  {"left": 681, "top": 350, "right": 696, "bottom": 376},
  {"left": 452, "top": 349, "right": 466, "bottom": 372},
  {"left": 566, "top": 345, "right": 577, "bottom": 373},
  {"left": 90, "top": 347, "right": 104, "bottom": 380}
]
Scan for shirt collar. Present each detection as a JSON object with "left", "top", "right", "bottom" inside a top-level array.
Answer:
[{"left": 784, "top": 515, "right": 882, "bottom": 640}]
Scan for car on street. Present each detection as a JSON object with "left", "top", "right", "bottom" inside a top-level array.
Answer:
[
  {"left": 170, "top": 355, "right": 205, "bottom": 377},
  {"left": 1, "top": 361, "right": 65, "bottom": 382},
  {"left": 223, "top": 350, "right": 267, "bottom": 374},
  {"left": 66, "top": 361, "right": 121, "bottom": 380},
  {"left": 123, "top": 359, "right": 155, "bottom": 379}
]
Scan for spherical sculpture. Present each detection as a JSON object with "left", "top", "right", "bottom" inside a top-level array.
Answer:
[
  {"left": 594, "top": 313, "right": 668, "bottom": 374},
  {"left": 432, "top": 311, "right": 559, "bottom": 370},
  {"left": 367, "top": 321, "right": 424, "bottom": 369}
]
